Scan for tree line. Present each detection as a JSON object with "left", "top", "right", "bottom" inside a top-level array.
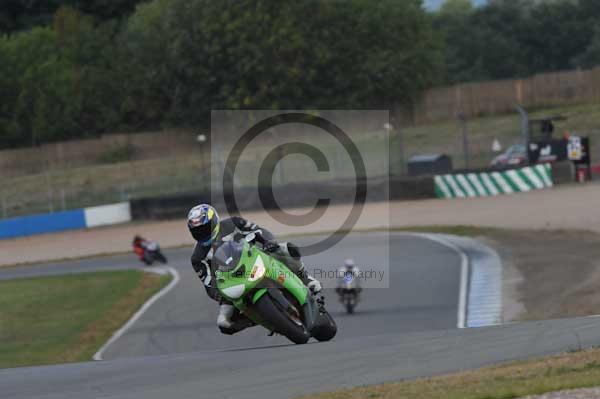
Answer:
[
  {"left": 434, "top": 0, "right": 600, "bottom": 83},
  {"left": 1, "top": 0, "right": 600, "bottom": 149}
]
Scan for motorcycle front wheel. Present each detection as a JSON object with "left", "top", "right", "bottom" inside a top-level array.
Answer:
[
  {"left": 254, "top": 293, "right": 310, "bottom": 344},
  {"left": 345, "top": 300, "right": 355, "bottom": 314},
  {"left": 154, "top": 251, "right": 168, "bottom": 264},
  {"left": 312, "top": 309, "right": 337, "bottom": 342}
]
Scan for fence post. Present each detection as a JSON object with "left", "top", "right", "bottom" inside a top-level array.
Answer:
[
  {"left": 458, "top": 113, "right": 470, "bottom": 170},
  {"left": 45, "top": 171, "right": 54, "bottom": 213},
  {"left": 61, "top": 188, "right": 66, "bottom": 211},
  {"left": 391, "top": 104, "right": 406, "bottom": 176},
  {"left": 120, "top": 184, "right": 131, "bottom": 201},
  {"left": 516, "top": 105, "right": 530, "bottom": 150},
  {"left": 1, "top": 193, "right": 6, "bottom": 219}
]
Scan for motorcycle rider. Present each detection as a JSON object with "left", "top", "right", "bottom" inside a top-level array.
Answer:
[
  {"left": 132, "top": 235, "right": 151, "bottom": 264},
  {"left": 133, "top": 235, "right": 166, "bottom": 265},
  {"left": 187, "top": 204, "right": 323, "bottom": 335},
  {"left": 335, "top": 258, "right": 362, "bottom": 295}
]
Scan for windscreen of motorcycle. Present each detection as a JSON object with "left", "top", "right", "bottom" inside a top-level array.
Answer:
[{"left": 213, "top": 240, "right": 245, "bottom": 272}]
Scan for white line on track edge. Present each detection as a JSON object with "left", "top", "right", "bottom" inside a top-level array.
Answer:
[
  {"left": 92, "top": 266, "right": 180, "bottom": 361},
  {"left": 413, "top": 234, "right": 470, "bottom": 329}
]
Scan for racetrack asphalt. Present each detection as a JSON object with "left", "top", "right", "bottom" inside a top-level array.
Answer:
[
  {"left": 0, "top": 232, "right": 468, "bottom": 398},
  {"left": 99, "top": 233, "right": 462, "bottom": 358},
  {"left": 4, "top": 316, "right": 600, "bottom": 399},
  {"left": 7, "top": 232, "right": 596, "bottom": 399},
  {"left": 0, "top": 233, "right": 463, "bottom": 357}
]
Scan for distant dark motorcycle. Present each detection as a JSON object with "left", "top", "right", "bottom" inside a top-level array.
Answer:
[
  {"left": 339, "top": 289, "right": 359, "bottom": 314},
  {"left": 336, "top": 276, "right": 361, "bottom": 314},
  {"left": 139, "top": 242, "right": 168, "bottom": 265}
]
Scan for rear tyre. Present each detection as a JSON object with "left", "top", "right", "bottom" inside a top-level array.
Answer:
[
  {"left": 312, "top": 309, "right": 337, "bottom": 342},
  {"left": 254, "top": 293, "right": 310, "bottom": 344}
]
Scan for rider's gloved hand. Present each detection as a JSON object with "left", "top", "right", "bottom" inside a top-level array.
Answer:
[
  {"left": 263, "top": 241, "right": 280, "bottom": 253},
  {"left": 306, "top": 275, "right": 322, "bottom": 294},
  {"left": 315, "top": 294, "right": 326, "bottom": 307},
  {"left": 196, "top": 260, "right": 211, "bottom": 286}
]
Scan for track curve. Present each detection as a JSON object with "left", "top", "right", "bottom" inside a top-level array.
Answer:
[
  {"left": 4, "top": 232, "right": 600, "bottom": 398},
  {"left": 100, "top": 233, "right": 462, "bottom": 358},
  {"left": 0, "top": 232, "right": 465, "bottom": 398}
]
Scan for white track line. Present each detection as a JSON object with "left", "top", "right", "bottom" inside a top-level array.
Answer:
[
  {"left": 93, "top": 266, "right": 180, "bottom": 361},
  {"left": 416, "top": 234, "right": 469, "bottom": 329}
]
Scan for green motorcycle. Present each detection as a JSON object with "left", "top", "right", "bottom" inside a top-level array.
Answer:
[{"left": 213, "top": 235, "right": 337, "bottom": 344}]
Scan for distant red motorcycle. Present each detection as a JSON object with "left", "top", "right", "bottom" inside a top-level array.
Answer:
[{"left": 133, "top": 236, "right": 168, "bottom": 266}]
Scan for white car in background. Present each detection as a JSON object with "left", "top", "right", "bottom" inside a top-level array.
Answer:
[{"left": 490, "top": 144, "right": 528, "bottom": 168}]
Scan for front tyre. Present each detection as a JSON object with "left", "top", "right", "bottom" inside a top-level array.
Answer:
[
  {"left": 155, "top": 251, "right": 168, "bottom": 264},
  {"left": 345, "top": 301, "right": 355, "bottom": 314},
  {"left": 344, "top": 293, "right": 356, "bottom": 314},
  {"left": 254, "top": 294, "right": 310, "bottom": 344}
]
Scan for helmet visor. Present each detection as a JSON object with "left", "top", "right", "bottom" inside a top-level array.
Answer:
[{"left": 190, "top": 223, "right": 212, "bottom": 243}]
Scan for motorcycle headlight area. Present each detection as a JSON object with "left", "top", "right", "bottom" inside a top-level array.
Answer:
[
  {"left": 248, "top": 255, "right": 266, "bottom": 282},
  {"left": 222, "top": 284, "right": 246, "bottom": 299}
]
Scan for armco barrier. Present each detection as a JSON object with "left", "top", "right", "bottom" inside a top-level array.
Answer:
[
  {"left": 434, "top": 164, "right": 553, "bottom": 199},
  {"left": 0, "top": 210, "right": 86, "bottom": 239},
  {"left": 0, "top": 162, "right": 566, "bottom": 238},
  {"left": 84, "top": 202, "right": 132, "bottom": 228},
  {"left": 0, "top": 202, "right": 131, "bottom": 240}
]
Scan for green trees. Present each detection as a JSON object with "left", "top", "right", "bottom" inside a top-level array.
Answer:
[
  {"left": 120, "top": 0, "right": 441, "bottom": 125},
  {"left": 0, "top": 27, "right": 74, "bottom": 146},
  {"left": 434, "top": 0, "right": 600, "bottom": 83},
  {"left": 0, "top": 0, "right": 144, "bottom": 33},
  {"left": 0, "top": 7, "right": 124, "bottom": 147},
  {"left": 434, "top": 0, "right": 532, "bottom": 82},
  {"left": 433, "top": 0, "right": 478, "bottom": 83},
  {"left": 4, "top": 0, "right": 600, "bottom": 149},
  {"left": 0, "top": 0, "right": 443, "bottom": 147},
  {"left": 574, "top": 26, "right": 600, "bottom": 69}
]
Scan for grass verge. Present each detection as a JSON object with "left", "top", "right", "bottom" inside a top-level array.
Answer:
[
  {"left": 0, "top": 269, "right": 171, "bottom": 368},
  {"left": 298, "top": 347, "right": 600, "bottom": 399}
]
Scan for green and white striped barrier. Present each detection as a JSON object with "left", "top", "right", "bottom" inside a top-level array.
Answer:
[{"left": 435, "top": 164, "right": 553, "bottom": 199}]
